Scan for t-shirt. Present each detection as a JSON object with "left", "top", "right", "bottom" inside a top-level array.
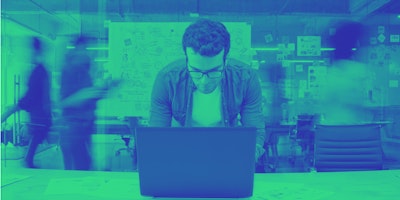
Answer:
[{"left": 191, "top": 85, "right": 223, "bottom": 127}]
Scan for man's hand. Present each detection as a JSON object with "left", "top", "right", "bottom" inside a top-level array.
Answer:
[
  {"left": 78, "top": 87, "right": 107, "bottom": 99},
  {"left": 255, "top": 143, "right": 265, "bottom": 161},
  {"left": 97, "top": 79, "right": 122, "bottom": 91}
]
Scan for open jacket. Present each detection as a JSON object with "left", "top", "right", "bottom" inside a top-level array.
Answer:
[{"left": 149, "top": 58, "right": 266, "bottom": 146}]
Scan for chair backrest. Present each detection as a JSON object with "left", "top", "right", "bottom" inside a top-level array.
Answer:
[
  {"left": 295, "top": 114, "right": 317, "bottom": 139},
  {"left": 314, "top": 123, "right": 383, "bottom": 172}
]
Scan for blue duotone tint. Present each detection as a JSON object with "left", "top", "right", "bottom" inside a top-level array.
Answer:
[
  {"left": 314, "top": 124, "right": 383, "bottom": 172},
  {"left": 136, "top": 127, "right": 257, "bottom": 198}
]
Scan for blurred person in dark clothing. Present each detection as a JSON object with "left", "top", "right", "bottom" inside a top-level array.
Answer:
[
  {"left": 1, "top": 36, "right": 52, "bottom": 168},
  {"left": 319, "top": 21, "right": 373, "bottom": 124},
  {"left": 58, "top": 35, "right": 107, "bottom": 170}
]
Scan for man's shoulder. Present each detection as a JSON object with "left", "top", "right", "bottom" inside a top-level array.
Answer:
[{"left": 226, "top": 58, "right": 256, "bottom": 79}]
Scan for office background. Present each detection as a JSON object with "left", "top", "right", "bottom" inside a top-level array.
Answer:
[{"left": 1, "top": 0, "right": 400, "bottom": 172}]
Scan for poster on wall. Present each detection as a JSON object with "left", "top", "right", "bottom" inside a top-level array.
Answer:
[
  {"left": 363, "top": 44, "right": 400, "bottom": 106},
  {"left": 308, "top": 65, "right": 327, "bottom": 99},
  {"left": 103, "top": 22, "right": 252, "bottom": 117},
  {"left": 297, "top": 36, "right": 321, "bottom": 57}
]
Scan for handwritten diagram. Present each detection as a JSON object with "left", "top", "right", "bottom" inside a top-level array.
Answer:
[{"left": 108, "top": 22, "right": 252, "bottom": 117}]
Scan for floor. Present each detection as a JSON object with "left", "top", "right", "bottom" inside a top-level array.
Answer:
[
  {"left": 1, "top": 134, "right": 137, "bottom": 171},
  {"left": 2, "top": 134, "right": 400, "bottom": 173}
]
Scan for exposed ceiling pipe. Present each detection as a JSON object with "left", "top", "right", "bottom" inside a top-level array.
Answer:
[
  {"left": 29, "top": 0, "right": 57, "bottom": 16},
  {"left": 277, "top": 0, "right": 290, "bottom": 15},
  {"left": 1, "top": 13, "right": 45, "bottom": 37},
  {"left": 29, "top": 0, "right": 80, "bottom": 29},
  {"left": 350, "top": 0, "right": 391, "bottom": 20}
]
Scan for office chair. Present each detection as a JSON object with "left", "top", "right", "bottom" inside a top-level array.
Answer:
[
  {"left": 314, "top": 123, "right": 383, "bottom": 172},
  {"left": 114, "top": 117, "right": 140, "bottom": 171},
  {"left": 115, "top": 135, "right": 135, "bottom": 156},
  {"left": 263, "top": 124, "right": 293, "bottom": 173},
  {"left": 289, "top": 114, "right": 316, "bottom": 171}
]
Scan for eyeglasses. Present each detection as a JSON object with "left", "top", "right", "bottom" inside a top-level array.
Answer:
[{"left": 188, "top": 70, "right": 224, "bottom": 79}]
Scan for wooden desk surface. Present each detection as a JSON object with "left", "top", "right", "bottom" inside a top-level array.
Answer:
[{"left": 2, "top": 168, "right": 400, "bottom": 200}]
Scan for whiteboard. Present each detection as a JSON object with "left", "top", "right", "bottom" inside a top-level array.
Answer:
[{"left": 101, "top": 22, "right": 252, "bottom": 117}]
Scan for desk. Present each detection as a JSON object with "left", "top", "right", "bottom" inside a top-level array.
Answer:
[{"left": 2, "top": 168, "right": 399, "bottom": 200}]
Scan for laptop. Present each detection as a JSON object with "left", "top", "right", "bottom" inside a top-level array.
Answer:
[{"left": 135, "top": 127, "right": 257, "bottom": 198}]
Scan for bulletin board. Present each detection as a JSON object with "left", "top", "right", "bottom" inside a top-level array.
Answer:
[
  {"left": 367, "top": 44, "right": 400, "bottom": 106},
  {"left": 102, "top": 22, "right": 252, "bottom": 117}
]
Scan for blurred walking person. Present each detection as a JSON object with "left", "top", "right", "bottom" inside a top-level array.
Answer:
[
  {"left": 1, "top": 36, "right": 52, "bottom": 168},
  {"left": 59, "top": 35, "right": 106, "bottom": 170}
]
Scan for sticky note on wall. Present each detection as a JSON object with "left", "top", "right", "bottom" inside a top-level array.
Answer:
[
  {"left": 264, "top": 34, "right": 273, "bottom": 43},
  {"left": 389, "top": 80, "right": 399, "bottom": 88},
  {"left": 296, "top": 65, "right": 303, "bottom": 72},
  {"left": 378, "top": 26, "right": 385, "bottom": 34},
  {"left": 390, "top": 35, "right": 400, "bottom": 43},
  {"left": 282, "top": 60, "right": 290, "bottom": 67},
  {"left": 288, "top": 43, "right": 295, "bottom": 51}
]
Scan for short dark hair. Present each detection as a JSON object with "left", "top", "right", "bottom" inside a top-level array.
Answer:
[
  {"left": 331, "top": 21, "right": 366, "bottom": 60},
  {"left": 182, "top": 19, "right": 230, "bottom": 60},
  {"left": 32, "top": 37, "right": 42, "bottom": 52},
  {"left": 73, "top": 35, "right": 90, "bottom": 46}
]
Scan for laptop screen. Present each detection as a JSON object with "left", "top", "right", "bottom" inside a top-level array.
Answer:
[{"left": 136, "top": 127, "right": 257, "bottom": 198}]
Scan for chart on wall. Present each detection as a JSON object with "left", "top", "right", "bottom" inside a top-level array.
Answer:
[
  {"left": 296, "top": 36, "right": 321, "bottom": 57},
  {"left": 103, "top": 21, "right": 252, "bottom": 117}
]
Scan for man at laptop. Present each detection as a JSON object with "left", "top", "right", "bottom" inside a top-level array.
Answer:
[{"left": 149, "top": 19, "right": 266, "bottom": 165}]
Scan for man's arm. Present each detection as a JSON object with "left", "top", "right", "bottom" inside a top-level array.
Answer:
[
  {"left": 2, "top": 66, "right": 45, "bottom": 122},
  {"left": 240, "top": 70, "right": 266, "bottom": 160},
  {"left": 58, "top": 86, "right": 106, "bottom": 109},
  {"left": 1, "top": 105, "right": 20, "bottom": 123},
  {"left": 149, "top": 71, "right": 172, "bottom": 127}
]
